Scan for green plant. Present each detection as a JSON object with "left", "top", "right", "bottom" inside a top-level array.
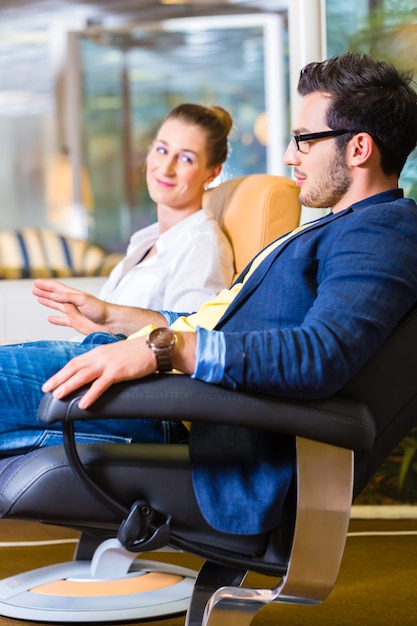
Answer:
[{"left": 398, "top": 427, "right": 417, "bottom": 490}]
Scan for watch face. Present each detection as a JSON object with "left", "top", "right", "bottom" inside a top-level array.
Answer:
[{"left": 148, "top": 327, "right": 176, "bottom": 348}]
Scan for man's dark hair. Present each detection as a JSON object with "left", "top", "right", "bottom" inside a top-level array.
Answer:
[{"left": 298, "top": 52, "right": 417, "bottom": 176}]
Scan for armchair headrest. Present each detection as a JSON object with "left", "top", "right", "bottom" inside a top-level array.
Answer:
[{"left": 203, "top": 174, "right": 301, "bottom": 276}]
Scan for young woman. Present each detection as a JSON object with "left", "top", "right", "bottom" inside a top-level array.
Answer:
[
  {"left": 97, "top": 103, "right": 234, "bottom": 311},
  {"left": 34, "top": 103, "right": 234, "bottom": 339}
]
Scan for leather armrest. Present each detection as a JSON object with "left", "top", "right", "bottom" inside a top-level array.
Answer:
[{"left": 37, "top": 375, "right": 375, "bottom": 453}]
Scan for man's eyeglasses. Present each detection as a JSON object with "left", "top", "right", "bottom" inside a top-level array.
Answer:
[{"left": 291, "top": 129, "right": 352, "bottom": 153}]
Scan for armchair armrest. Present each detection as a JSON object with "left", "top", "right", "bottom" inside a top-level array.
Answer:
[
  {"left": 35, "top": 375, "right": 375, "bottom": 608},
  {"left": 37, "top": 375, "right": 375, "bottom": 453}
]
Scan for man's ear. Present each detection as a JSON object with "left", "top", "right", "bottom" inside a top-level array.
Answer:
[{"left": 347, "top": 132, "right": 375, "bottom": 166}]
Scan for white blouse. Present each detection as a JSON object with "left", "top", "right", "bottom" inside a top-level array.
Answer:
[{"left": 99, "top": 208, "right": 234, "bottom": 312}]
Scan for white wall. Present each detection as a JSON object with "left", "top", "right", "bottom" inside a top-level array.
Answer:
[{"left": 0, "top": 277, "right": 106, "bottom": 343}]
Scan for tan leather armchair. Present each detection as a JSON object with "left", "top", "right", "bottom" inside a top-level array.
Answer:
[{"left": 204, "top": 174, "right": 301, "bottom": 278}]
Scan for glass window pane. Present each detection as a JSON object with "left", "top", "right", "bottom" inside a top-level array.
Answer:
[
  {"left": 73, "top": 15, "right": 286, "bottom": 251},
  {"left": 325, "top": 0, "right": 417, "bottom": 202},
  {"left": 326, "top": 0, "right": 417, "bottom": 506}
]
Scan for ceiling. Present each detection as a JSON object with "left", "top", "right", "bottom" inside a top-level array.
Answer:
[
  {"left": 0, "top": 0, "right": 287, "bottom": 28},
  {"left": 0, "top": 0, "right": 287, "bottom": 115}
]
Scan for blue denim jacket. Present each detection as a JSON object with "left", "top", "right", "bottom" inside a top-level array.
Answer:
[{"left": 190, "top": 190, "right": 417, "bottom": 533}]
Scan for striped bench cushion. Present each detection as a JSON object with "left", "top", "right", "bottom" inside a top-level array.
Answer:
[{"left": 0, "top": 229, "right": 123, "bottom": 279}]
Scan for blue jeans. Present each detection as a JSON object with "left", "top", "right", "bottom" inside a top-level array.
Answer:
[{"left": 0, "top": 333, "right": 189, "bottom": 456}]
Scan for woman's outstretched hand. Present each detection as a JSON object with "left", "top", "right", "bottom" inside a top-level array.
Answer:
[
  {"left": 33, "top": 279, "right": 112, "bottom": 336},
  {"left": 33, "top": 279, "right": 169, "bottom": 338}
]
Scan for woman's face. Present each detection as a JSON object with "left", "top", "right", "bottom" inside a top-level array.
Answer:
[{"left": 146, "top": 118, "right": 221, "bottom": 211}]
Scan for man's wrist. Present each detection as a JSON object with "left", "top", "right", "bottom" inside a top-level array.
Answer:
[
  {"left": 146, "top": 327, "right": 177, "bottom": 372},
  {"left": 171, "top": 331, "right": 197, "bottom": 375}
]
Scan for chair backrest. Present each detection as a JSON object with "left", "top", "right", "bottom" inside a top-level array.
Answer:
[
  {"left": 341, "top": 303, "right": 417, "bottom": 498},
  {"left": 203, "top": 174, "right": 301, "bottom": 278}
]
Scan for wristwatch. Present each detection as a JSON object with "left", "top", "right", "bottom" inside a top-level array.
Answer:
[{"left": 146, "top": 327, "right": 177, "bottom": 372}]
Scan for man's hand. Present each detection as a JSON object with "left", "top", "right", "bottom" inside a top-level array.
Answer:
[
  {"left": 41, "top": 331, "right": 197, "bottom": 410},
  {"left": 33, "top": 279, "right": 111, "bottom": 335},
  {"left": 42, "top": 336, "right": 157, "bottom": 409}
]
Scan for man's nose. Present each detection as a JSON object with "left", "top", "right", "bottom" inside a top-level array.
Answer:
[{"left": 284, "top": 141, "right": 300, "bottom": 166}]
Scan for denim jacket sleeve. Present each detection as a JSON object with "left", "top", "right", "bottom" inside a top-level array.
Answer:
[{"left": 193, "top": 198, "right": 417, "bottom": 400}]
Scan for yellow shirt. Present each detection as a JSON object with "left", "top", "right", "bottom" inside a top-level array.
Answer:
[
  {"left": 128, "top": 222, "right": 315, "bottom": 430},
  {"left": 128, "top": 223, "right": 313, "bottom": 339}
]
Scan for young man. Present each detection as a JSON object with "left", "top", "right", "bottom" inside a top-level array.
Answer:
[{"left": 3, "top": 52, "right": 417, "bottom": 534}]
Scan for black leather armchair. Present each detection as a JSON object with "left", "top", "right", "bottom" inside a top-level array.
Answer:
[
  {"left": 0, "top": 173, "right": 304, "bottom": 623},
  {"left": 0, "top": 303, "right": 416, "bottom": 624}
]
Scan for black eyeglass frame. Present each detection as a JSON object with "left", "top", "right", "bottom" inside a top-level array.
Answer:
[{"left": 291, "top": 129, "right": 352, "bottom": 152}]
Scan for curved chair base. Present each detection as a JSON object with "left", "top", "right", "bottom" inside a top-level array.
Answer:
[{"left": 0, "top": 539, "right": 196, "bottom": 623}]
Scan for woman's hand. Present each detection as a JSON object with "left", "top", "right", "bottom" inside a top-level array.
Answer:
[
  {"left": 33, "top": 279, "right": 112, "bottom": 335},
  {"left": 33, "top": 279, "right": 169, "bottom": 338}
]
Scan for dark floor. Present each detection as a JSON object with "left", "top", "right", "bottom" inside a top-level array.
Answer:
[{"left": 0, "top": 518, "right": 416, "bottom": 625}]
